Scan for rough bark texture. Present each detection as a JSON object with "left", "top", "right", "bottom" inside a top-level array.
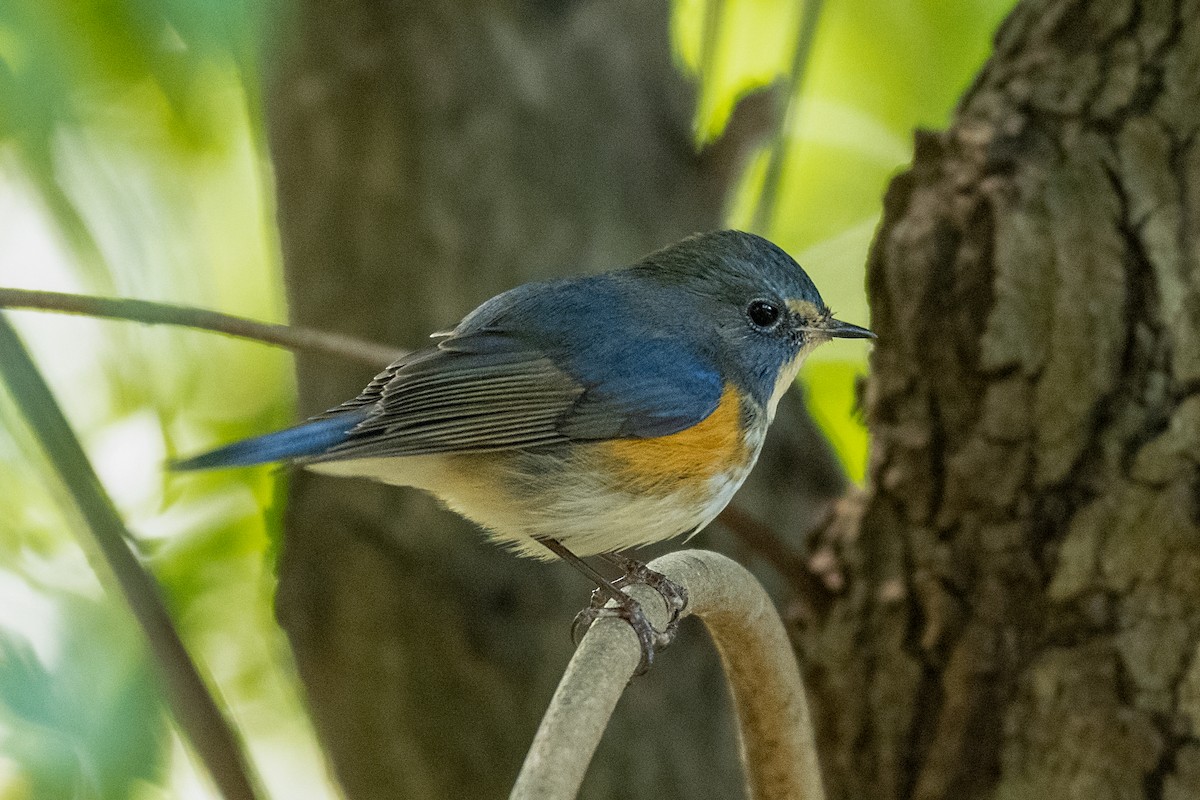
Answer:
[
  {"left": 265, "top": 2, "right": 841, "bottom": 798},
  {"left": 804, "top": 1, "right": 1200, "bottom": 798}
]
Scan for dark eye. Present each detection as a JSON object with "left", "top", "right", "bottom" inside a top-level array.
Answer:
[{"left": 747, "top": 299, "right": 781, "bottom": 329}]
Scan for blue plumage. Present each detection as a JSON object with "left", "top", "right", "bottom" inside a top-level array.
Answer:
[
  {"left": 172, "top": 411, "right": 368, "bottom": 470},
  {"left": 454, "top": 274, "right": 726, "bottom": 440}
]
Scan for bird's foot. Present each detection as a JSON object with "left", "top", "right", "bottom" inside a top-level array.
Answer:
[
  {"left": 605, "top": 554, "right": 689, "bottom": 629},
  {"left": 534, "top": 537, "right": 686, "bottom": 676},
  {"left": 570, "top": 556, "right": 689, "bottom": 675},
  {"left": 571, "top": 594, "right": 668, "bottom": 675}
]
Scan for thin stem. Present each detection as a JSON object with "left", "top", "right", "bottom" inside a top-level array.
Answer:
[
  {"left": 0, "top": 287, "right": 405, "bottom": 367},
  {"left": 0, "top": 312, "right": 264, "bottom": 800}
]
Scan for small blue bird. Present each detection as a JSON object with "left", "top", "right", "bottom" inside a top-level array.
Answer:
[{"left": 176, "top": 230, "right": 872, "bottom": 667}]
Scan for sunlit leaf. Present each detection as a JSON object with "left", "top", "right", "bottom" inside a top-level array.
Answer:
[
  {"left": 800, "top": 359, "right": 869, "bottom": 483},
  {"left": 675, "top": 0, "right": 1014, "bottom": 479}
]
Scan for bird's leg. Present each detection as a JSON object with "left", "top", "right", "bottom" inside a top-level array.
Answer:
[{"left": 536, "top": 536, "right": 666, "bottom": 675}]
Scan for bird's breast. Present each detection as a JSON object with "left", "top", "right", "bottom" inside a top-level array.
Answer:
[
  {"left": 596, "top": 384, "right": 756, "bottom": 495},
  {"left": 307, "top": 384, "right": 770, "bottom": 559}
]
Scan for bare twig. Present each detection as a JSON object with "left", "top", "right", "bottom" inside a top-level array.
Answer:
[
  {"left": 0, "top": 287, "right": 405, "bottom": 367},
  {"left": 0, "top": 313, "right": 264, "bottom": 800},
  {"left": 511, "top": 549, "right": 825, "bottom": 800}
]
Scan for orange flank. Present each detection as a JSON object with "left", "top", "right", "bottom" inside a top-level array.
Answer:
[{"left": 602, "top": 385, "right": 746, "bottom": 492}]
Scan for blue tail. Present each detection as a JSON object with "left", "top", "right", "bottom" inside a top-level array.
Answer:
[{"left": 172, "top": 411, "right": 368, "bottom": 470}]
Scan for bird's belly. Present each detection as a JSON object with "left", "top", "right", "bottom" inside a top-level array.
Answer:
[
  {"left": 447, "top": 441, "right": 760, "bottom": 559},
  {"left": 309, "top": 386, "right": 767, "bottom": 558},
  {"left": 308, "top": 423, "right": 766, "bottom": 560}
]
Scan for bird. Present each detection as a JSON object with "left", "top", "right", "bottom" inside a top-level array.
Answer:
[{"left": 174, "top": 230, "right": 873, "bottom": 670}]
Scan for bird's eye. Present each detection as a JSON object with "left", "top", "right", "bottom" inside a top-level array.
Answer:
[{"left": 747, "top": 299, "right": 781, "bottom": 329}]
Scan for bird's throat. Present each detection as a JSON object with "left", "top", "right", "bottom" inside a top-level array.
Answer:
[{"left": 767, "top": 346, "right": 815, "bottom": 419}]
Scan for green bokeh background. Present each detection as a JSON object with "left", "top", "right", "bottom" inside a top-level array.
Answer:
[{"left": 0, "top": 2, "right": 1012, "bottom": 796}]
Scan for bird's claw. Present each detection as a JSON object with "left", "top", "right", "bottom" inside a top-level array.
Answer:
[
  {"left": 570, "top": 562, "right": 689, "bottom": 676},
  {"left": 611, "top": 559, "right": 689, "bottom": 625},
  {"left": 571, "top": 597, "right": 668, "bottom": 675}
]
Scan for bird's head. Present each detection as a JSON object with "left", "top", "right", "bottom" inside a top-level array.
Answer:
[{"left": 633, "top": 230, "right": 874, "bottom": 417}]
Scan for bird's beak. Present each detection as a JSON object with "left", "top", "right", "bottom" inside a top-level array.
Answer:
[{"left": 823, "top": 317, "right": 876, "bottom": 339}]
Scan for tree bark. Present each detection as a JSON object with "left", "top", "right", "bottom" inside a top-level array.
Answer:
[
  {"left": 265, "top": 2, "right": 840, "bottom": 798},
  {"left": 804, "top": 1, "right": 1200, "bottom": 798}
]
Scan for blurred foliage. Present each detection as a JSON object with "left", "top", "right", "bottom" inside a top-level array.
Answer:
[
  {"left": 0, "top": 0, "right": 1013, "bottom": 797},
  {"left": 0, "top": 0, "right": 331, "bottom": 797},
  {"left": 676, "top": 0, "right": 1013, "bottom": 481},
  {"left": 0, "top": 600, "right": 165, "bottom": 800},
  {"left": 0, "top": 0, "right": 273, "bottom": 280}
]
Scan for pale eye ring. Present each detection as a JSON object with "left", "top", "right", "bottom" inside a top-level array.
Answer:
[{"left": 747, "top": 299, "right": 781, "bottom": 329}]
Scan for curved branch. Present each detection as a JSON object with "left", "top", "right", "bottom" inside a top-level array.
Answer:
[
  {"left": 0, "top": 287, "right": 405, "bottom": 366},
  {"left": 510, "top": 549, "right": 824, "bottom": 800}
]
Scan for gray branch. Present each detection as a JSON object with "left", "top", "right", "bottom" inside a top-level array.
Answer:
[
  {"left": 511, "top": 549, "right": 824, "bottom": 800},
  {"left": 0, "top": 287, "right": 405, "bottom": 367}
]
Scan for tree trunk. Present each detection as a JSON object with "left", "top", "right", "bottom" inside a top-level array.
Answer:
[
  {"left": 264, "top": 2, "right": 840, "bottom": 798},
  {"left": 805, "top": 1, "right": 1200, "bottom": 798}
]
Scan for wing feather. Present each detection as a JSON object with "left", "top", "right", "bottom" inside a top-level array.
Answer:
[
  {"left": 304, "top": 279, "right": 725, "bottom": 462},
  {"left": 308, "top": 345, "right": 585, "bottom": 461}
]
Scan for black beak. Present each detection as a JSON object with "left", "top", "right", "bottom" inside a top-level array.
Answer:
[{"left": 825, "top": 318, "right": 876, "bottom": 339}]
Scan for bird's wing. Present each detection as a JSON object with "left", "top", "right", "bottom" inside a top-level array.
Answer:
[{"left": 305, "top": 326, "right": 723, "bottom": 462}]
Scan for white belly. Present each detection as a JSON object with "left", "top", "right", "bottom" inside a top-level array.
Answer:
[{"left": 308, "top": 424, "right": 767, "bottom": 559}]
